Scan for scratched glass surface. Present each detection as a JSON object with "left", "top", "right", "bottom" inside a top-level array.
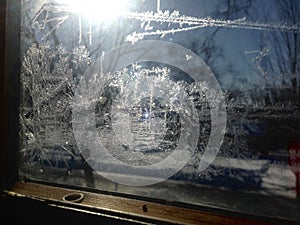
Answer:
[{"left": 19, "top": 0, "right": 300, "bottom": 221}]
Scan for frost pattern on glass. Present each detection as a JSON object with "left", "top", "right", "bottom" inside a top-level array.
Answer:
[
  {"left": 19, "top": 43, "right": 93, "bottom": 182},
  {"left": 126, "top": 11, "right": 299, "bottom": 43},
  {"left": 19, "top": 0, "right": 300, "bottom": 221},
  {"left": 102, "top": 66, "right": 181, "bottom": 165}
]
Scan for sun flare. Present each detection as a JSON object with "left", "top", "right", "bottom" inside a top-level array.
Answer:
[{"left": 58, "top": 0, "right": 129, "bottom": 21}]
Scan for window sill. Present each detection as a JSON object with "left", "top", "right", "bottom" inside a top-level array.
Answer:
[{"left": 1, "top": 181, "right": 292, "bottom": 225}]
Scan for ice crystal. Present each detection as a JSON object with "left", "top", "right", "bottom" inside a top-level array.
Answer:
[
  {"left": 31, "top": 2, "right": 299, "bottom": 44},
  {"left": 125, "top": 11, "right": 299, "bottom": 43},
  {"left": 20, "top": 43, "right": 91, "bottom": 171}
]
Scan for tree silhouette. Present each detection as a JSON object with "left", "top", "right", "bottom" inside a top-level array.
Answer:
[{"left": 256, "top": 0, "right": 300, "bottom": 104}]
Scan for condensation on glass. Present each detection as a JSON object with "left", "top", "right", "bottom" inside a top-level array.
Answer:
[{"left": 19, "top": 0, "right": 300, "bottom": 222}]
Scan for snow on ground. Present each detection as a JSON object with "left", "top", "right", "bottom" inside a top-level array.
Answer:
[
  {"left": 204, "top": 156, "right": 296, "bottom": 198},
  {"left": 261, "top": 163, "right": 296, "bottom": 198}
]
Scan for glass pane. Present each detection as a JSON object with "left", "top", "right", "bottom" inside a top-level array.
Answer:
[{"left": 19, "top": 0, "right": 300, "bottom": 222}]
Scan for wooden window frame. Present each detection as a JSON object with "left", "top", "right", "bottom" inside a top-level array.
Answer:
[{"left": 0, "top": 1, "right": 298, "bottom": 224}]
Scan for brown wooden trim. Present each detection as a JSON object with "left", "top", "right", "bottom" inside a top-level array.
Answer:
[{"left": 7, "top": 181, "right": 287, "bottom": 225}]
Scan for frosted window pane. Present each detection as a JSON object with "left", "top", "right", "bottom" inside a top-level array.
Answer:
[{"left": 19, "top": 0, "right": 300, "bottom": 222}]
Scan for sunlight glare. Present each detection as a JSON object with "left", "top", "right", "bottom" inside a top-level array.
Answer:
[{"left": 59, "top": 0, "right": 129, "bottom": 21}]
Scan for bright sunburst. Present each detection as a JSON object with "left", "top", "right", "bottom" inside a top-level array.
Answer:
[{"left": 58, "top": 0, "right": 129, "bottom": 21}]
